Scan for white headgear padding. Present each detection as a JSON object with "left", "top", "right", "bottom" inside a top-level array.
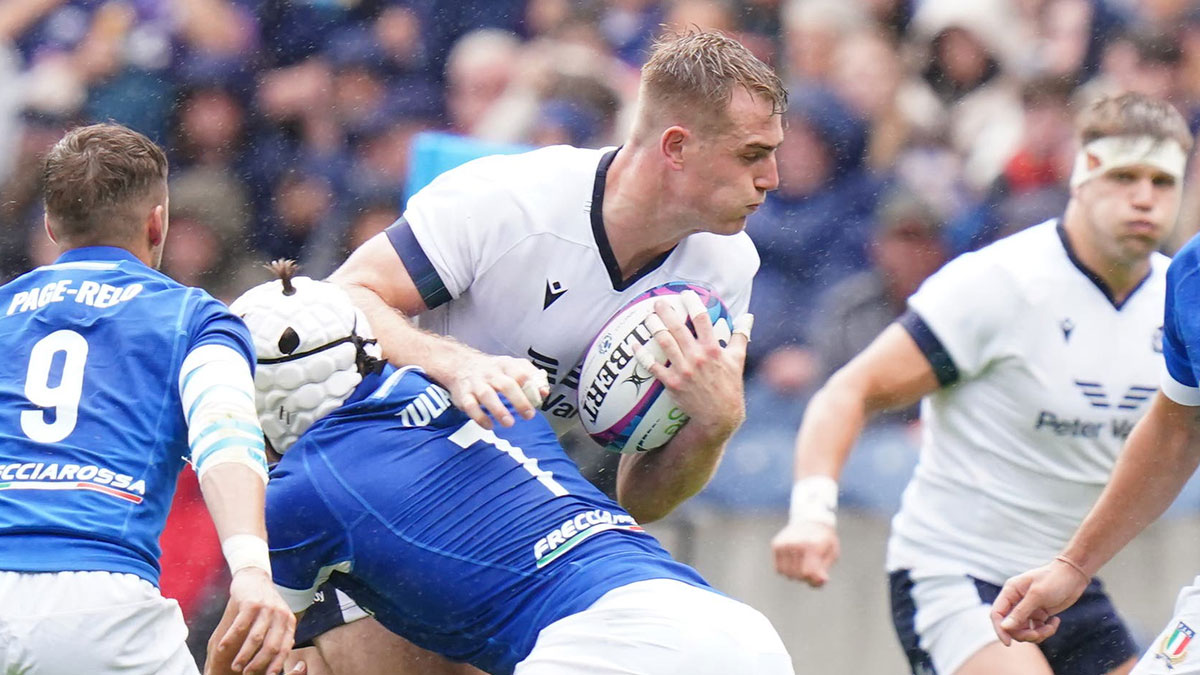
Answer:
[
  {"left": 1069, "top": 135, "right": 1188, "bottom": 189},
  {"left": 230, "top": 276, "right": 383, "bottom": 454}
]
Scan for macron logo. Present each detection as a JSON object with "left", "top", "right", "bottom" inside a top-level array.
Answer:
[{"left": 543, "top": 280, "right": 567, "bottom": 309}]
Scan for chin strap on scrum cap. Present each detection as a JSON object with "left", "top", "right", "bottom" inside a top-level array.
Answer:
[{"left": 257, "top": 315, "right": 386, "bottom": 377}]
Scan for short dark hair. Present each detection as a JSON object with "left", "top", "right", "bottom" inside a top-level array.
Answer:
[
  {"left": 43, "top": 123, "right": 169, "bottom": 245},
  {"left": 1077, "top": 92, "right": 1193, "bottom": 152}
]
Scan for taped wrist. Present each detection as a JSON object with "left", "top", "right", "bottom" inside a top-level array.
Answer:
[
  {"left": 789, "top": 476, "right": 838, "bottom": 527},
  {"left": 222, "top": 534, "right": 272, "bottom": 577}
]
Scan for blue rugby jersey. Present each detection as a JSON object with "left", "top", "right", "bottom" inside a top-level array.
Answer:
[
  {"left": 0, "top": 247, "right": 254, "bottom": 585},
  {"left": 267, "top": 365, "right": 709, "bottom": 675},
  {"left": 1163, "top": 234, "right": 1200, "bottom": 405}
]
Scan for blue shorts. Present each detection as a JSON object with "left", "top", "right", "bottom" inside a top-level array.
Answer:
[
  {"left": 294, "top": 582, "right": 365, "bottom": 648},
  {"left": 890, "top": 570, "right": 1137, "bottom": 674}
]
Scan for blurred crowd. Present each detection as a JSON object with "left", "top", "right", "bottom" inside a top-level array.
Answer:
[{"left": 3, "top": 0, "right": 1200, "bottom": 659}]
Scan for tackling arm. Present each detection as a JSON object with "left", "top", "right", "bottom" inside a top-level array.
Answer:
[
  {"left": 771, "top": 323, "right": 940, "bottom": 586},
  {"left": 329, "top": 233, "right": 547, "bottom": 429}
]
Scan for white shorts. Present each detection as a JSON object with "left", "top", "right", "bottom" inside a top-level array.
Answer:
[
  {"left": 513, "top": 578, "right": 795, "bottom": 675},
  {"left": 1134, "top": 576, "right": 1200, "bottom": 674},
  {"left": 0, "top": 570, "right": 198, "bottom": 674},
  {"left": 891, "top": 570, "right": 1136, "bottom": 675},
  {"left": 892, "top": 573, "right": 998, "bottom": 675}
]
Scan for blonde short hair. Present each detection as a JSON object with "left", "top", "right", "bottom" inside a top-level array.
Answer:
[{"left": 634, "top": 29, "right": 786, "bottom": 141}]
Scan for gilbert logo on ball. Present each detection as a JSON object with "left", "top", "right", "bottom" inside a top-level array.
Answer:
[{"left": 578, "top": 282, "right": 732, "bottom": 453}]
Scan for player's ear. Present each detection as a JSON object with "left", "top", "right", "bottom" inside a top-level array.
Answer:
[
  {"left": 147, "top": 204, "right": 166, "bottom": 248},
  {"left": 660, "top": 126, "right": 689, "bottom": 170},
  {"left": 43, "top": 213, "right": 58, "bottom": 245}
]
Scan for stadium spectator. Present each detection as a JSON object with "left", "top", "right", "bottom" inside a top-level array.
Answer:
[
  {"left": 745, "top": 85, "right": 880, "bottom": 375},
  {"left": 444, "top": 29, "right": 522, "bottom": 137},
  {"left": 780, "top": 0, "right": 866, "bottom": 88},
  {"left": 946, "top": 75, "right": 1076, "bottom": 252},
  {"left": 829, "top": 26, "right": 913, "bottom": 171},
  {"left": 808, "top": 186, "right": 948, "bottom": 396},
  {"left": 906, "top": 0, "right": 1026, "bottom": 192}
]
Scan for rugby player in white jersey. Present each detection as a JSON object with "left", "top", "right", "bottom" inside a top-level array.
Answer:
[
  {"left": 991, "top": 147, "right": 1200, "bottom": 675},
  {"left": 288, "top": 30, "right": 783, "bottom": 675},
  {"left": 771, "top": 92, "right": 1192, "bottom": 675}
]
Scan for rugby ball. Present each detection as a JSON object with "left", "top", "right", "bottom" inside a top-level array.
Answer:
[{"left": 577, "top": 282, "right": 733, "bottom": 453}]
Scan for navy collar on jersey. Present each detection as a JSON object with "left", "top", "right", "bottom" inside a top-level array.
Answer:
[
  {"left": 1055, "top": 220, "right": 1152, "bottom": 311},
  {"left": 591, "top": 147, "right": 676, "bottom": 291},
  {"left": 54, "top": 246, "right": 145, "bottom": 266}
]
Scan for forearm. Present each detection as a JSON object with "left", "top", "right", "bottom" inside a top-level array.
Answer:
[
  {"left": 794, "top": 378, "right": 871, "bottom": 481},
  {"left": 616, "top": 413, "right": 740, "bottom": 523},
  {"left": 793, "top": 323, "right": 938, "bottom": 483},
  {"left": 338, "top": 282, "right": 484, "bottom": 382},
  {"left": 1062, "top": 396, "right": 1200, "bottom": 575},
  {"left": 199, "top": 463, "right": 268, "bottom": 541}
]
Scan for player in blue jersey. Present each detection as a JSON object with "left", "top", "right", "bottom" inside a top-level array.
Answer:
[
  {"left": 206, "top": 265, "right": 793, "bottom": 675},
  {"left": 0, "top": 124, "right": 295, "bottom": 674}
]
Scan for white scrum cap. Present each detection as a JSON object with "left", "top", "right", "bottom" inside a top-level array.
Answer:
[{"left": 229, "top": 261, "right": 383, "bottom": 453}]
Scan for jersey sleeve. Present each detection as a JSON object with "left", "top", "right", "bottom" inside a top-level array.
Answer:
[
  {"left": 721, "top": 240, "right": 758, "bottom": 317},
  {"left": 1161, "top": 249, "right": 1200, "bottom": 406},
  {"left": 903, "top": 249, "right": 1020, "bottom": 385},
  {"left": 386, "top": 159, "right": 519, "bottom": 310},
  {"left": 185, "top": 290, "right": 256, "bottom": 370}
]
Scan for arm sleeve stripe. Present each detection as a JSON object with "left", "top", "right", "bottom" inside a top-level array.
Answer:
[
  {"left": 185, "top": 384, "right": 255, "bottom": 422},
  {"left": 195, "top": 439, "right": 267, "bottom": 470},
  {"left": 194, "top": 419, "right": 263, "bottom": 442},
  {"left": 178, "top": 344, "right": 269, "bottom": 482},
  {"left": 898, "top": 310, "right": 960, "bottom": 387},
  {"left": 385, "top": 217, "right": 451, "bottom": 309},
  {"left": 190, "top": 425, "right": 266, "bottom": 460},
  {"left": 181, "top": 360, "right": 204, "bottom": 393}
]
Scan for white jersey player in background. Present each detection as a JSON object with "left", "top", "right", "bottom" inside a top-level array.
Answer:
[
  {"left": 289, "top": 30, "right": 784, "bottom": 675},
  {"left": 771, "top": 92, "right": 1192, "bottom": 675}
]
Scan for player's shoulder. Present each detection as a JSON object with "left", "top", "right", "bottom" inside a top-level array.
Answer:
[
  {"left": 446, "top": 144, "right": 610, "bottom": 188},
  {"left": 914, "top": 221, "right": 1059, "bottom": 311},
  {"left": 958, "top": 220, "right": 1065, "bottom": 287},
  {"left": 1168, "top": 231, "right": 1200, "bottom": 284},
  {"left": 119, "top": 262, "right": 228, "bottom": 309},
  {"left": 411, "top": 145, "right": 609, "bottom": 239},
  {"left": 975, "top": 219, "right": 1061, "bottom": 268}
]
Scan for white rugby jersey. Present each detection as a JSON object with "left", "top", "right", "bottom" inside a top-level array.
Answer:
[
  {"left": 386, "top": 145, "right": 758, "bottom": 436},
  {"left": 885, "top": 220, "right": 1167, "bottom": 584}
]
